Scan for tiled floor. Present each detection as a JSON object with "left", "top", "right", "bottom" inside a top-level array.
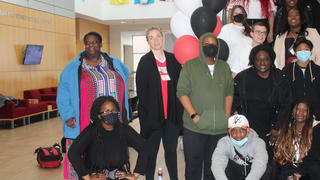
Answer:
[{"left": 0, "top": 117, "right": 185, "bottom": 180}]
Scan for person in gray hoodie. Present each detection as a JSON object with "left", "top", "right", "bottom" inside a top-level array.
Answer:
[{"left": 212, "top": 114, "right": 268, "bottom": 180}]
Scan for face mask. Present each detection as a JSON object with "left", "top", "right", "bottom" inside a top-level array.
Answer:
[
  {"left": 203, "top": 44, "right": 218, "bottom": 58},
  {"left": 233, "top": 14, "right": 244, "bottom": 23},
  {"left": 100, "top": 113, "right": 118, "bottom": 125},
  {"left": 296, "top": 50, "right": 311, "bottom": 63},
  {"left": 231, "top": 137, "right": 248, "bottom": 147}
]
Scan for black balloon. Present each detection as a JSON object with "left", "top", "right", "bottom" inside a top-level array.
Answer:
[
  {"left": 217, "top": 38, "right": 229, "bottom": 61},
  {"left": 191, "top": 7, "right": 217, "bottom": 38},
  {"left": 202, "top": 0, "right": 228, "bottom": 13}
]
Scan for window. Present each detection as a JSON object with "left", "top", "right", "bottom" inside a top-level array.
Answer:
[{"left": 132, "top": 35, "right": 149, "bottom": 71}]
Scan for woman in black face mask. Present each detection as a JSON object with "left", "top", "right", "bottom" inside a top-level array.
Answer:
[
  {"left": 227, "top": 0, "right": 276, "bottom": 43},
  {"left": 68, "top": 96, "right": 148, "bottom": 180},
  {"left": 219, "top": 5, "right": 253, "bottom": 78}
]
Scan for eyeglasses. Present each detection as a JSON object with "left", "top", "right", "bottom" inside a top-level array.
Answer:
[
  {"left": 253, "top": 30, "right": 267, "bottom": 36},
  {"left": 99, "top": 110, "right": 119, "bottom": 115},
  {"left": 84, "top": 40, "right": 100, "bottom": 45}
]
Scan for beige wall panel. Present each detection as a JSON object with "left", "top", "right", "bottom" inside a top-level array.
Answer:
[
  {"left": 0, "top": 3, "right": 76, "bottom": 99},
  {"left": 76, "top": 18, "right": 110, "bottom": 54},
  {"left": 0, "top": 72, "right": 30, "bottom": 98},
  {"left": 0, "top": 2, "right": 28, "bottom": 28},
  {"left": 0, "top": 25, "right": 27, "bottom": 72},
  {"left": 28, "top": 8, "right": 54, "bottom": 32},
  {"left": 28, "top": 29, "right": 55, "bottom": 70},
  {"left": 54, "top": 15, "right": 75, "bottom": 35},
  {"left": 55, "top": 33, "right": 76, "bottom": 70},
  {"left": 28, "top": 70, "right": 59, "bottom": 89}
]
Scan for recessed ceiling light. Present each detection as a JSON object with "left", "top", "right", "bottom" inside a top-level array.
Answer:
[{"left": 120, "top": 21, "right": 127, "bottom": 24}]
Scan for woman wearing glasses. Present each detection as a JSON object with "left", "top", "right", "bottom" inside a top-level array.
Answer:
[
  {"left": 57, "top": 32, "right": 130, "bottom": 179},
  {"left": 68, "top": 96, "right": 148, "bottom": 180}
]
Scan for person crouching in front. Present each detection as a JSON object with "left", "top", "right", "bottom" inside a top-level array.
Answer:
[{"left": 212, "top": 114, "right": 268, "bottom": 180}]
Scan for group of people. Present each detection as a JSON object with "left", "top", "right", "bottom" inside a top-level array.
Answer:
[{"left": 56, "top": 0, "right": 320, "bottom": 179}]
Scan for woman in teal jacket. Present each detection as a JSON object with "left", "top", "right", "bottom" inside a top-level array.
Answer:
[{"left": 57, "top": 32, "right": 129, "bottom": 179}]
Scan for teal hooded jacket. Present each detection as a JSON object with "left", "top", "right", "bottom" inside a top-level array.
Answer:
[{"left": 57, "top": 51, "right": 129, "bottom": 139}]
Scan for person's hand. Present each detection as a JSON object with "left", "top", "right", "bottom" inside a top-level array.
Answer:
[
  {"left": 116, "top": 171, "right": 139, "bottom": 180},
  {"left": 65, "top": 117, "right": 76, "bottom": 129},
  {"left": 293, "top": 175, "right": 301, "bottom": 180},
  {"left": 82, "top": 173, "right": 107, "bottom": 180},
  {"left": 232, "top": 72, "right": 237, "bottom": 78},
  {"left": 192, "top": 115, "right": 200, "bottom": 124},
  {"left": 267, "top": 129, "right": 278, "bottom": 145},
  {"left": 267, "top": 33, "right": 273, "bottom": 43}
]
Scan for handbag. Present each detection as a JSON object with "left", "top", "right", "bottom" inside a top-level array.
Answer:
[
  {"left": 34, "top": 143, "right": 63, "bottom": 168},
  {"left": 234, "top": 147, "right": 252, "bottom": 177}
]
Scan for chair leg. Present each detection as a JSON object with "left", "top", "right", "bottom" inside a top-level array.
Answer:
[{"left": 11, "top": 120, "right": 14, "bottom": 129}]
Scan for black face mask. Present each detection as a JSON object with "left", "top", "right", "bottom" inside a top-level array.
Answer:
[
  {"left": 100, "top": 113, "right": 119, "bottom": 125},
  {"left": 203, "top": 44, "right": 218, "bottom": 58},
  {"left": 233, "top": 14, "right": 244, "bottom": 23}
]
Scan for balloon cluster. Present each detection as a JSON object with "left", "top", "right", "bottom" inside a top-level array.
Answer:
[{"left": 171, "top": 0, "right": 229, "bottom": 65}]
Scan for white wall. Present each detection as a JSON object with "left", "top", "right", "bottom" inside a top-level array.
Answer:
[
  {"left": 75, "top": 0, "right": 177, "bottom": 20},
  {"left": 75, "top": 0, "right": 103, "bottom": 19},
  {"left": 100, "top": 0, "right": 176, "bottom": 20}
]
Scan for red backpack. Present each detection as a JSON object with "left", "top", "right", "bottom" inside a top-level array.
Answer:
[{"left": 34, "top": 143, "right": 63, "bottom": 168}]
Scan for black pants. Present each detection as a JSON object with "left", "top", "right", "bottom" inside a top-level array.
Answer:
[
  {"left": 145, "top": 120, "right": 179, "bottom": 180},
  {"left": 225, "top": 159, "right": 273, "bottom": 180},
  {"left": 225, "top": 160, "right": 250, "bottom": 180},
  {"left": 279, "top": 161, "right": 320, "bottom": 180},
  {"left": 183, "top": 128, "right": 225, "bottom": 180}
]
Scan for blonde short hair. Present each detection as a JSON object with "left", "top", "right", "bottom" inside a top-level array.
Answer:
[{"left": 145, "top": 26, "right": 163, "bottom": 41}]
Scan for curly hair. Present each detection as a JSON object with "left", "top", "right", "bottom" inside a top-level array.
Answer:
[
  {"left": 230, "top": 5, "right": 251, "bottom": 37},
  {"left": 274, "top": 99, "right": 313, "bottom": 165},
  {"left": 279, "top": 7, "right": 309, "bottom": 36},
  {"left": 83, "top": 32, "right": 103, "bottom": 44},
  {"left": 248, "top": 44, "right": 276, "bottom": 68}
]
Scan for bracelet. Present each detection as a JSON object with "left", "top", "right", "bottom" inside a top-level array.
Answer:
[
  {"left": 269, "top": 32, "right": 273, "bottom": 35},
  {"left": 191, "top": 113, "right": 198, "bottom": 119}
]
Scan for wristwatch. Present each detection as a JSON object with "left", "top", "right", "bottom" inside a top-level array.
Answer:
[{"left": 190, "top": 113, "right": 198, "bottom": 119}]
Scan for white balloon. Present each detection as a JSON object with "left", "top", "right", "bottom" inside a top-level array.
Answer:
[
  {"left": 174, "top": 0, "right": 202, "bottom": 17},
  {"left": 170, "top": 11, "right": 196, "bottom": 39}
]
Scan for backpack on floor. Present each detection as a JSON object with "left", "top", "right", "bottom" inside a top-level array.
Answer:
[{"left": 34, "top": 143, "right": 63, "bottom": 168}]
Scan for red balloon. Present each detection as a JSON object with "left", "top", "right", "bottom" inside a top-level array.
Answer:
[
  {"left": 213, "top": 16, "right": 222, "bottom": 36},
  {"left": 174, "top": 35, "right": 199, "bottom": 65}
]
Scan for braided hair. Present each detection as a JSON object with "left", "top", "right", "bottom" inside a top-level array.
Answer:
[
  {"left": 274, "top": 99, "right": 313, "bottom": 165},
  {"left": 89, "top": 96, "right": 129, "bottom": 170}
]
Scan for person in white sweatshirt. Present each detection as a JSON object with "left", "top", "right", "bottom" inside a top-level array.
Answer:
[{"left": 211, "top": 114, "right": 268, "bottom": 180}]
